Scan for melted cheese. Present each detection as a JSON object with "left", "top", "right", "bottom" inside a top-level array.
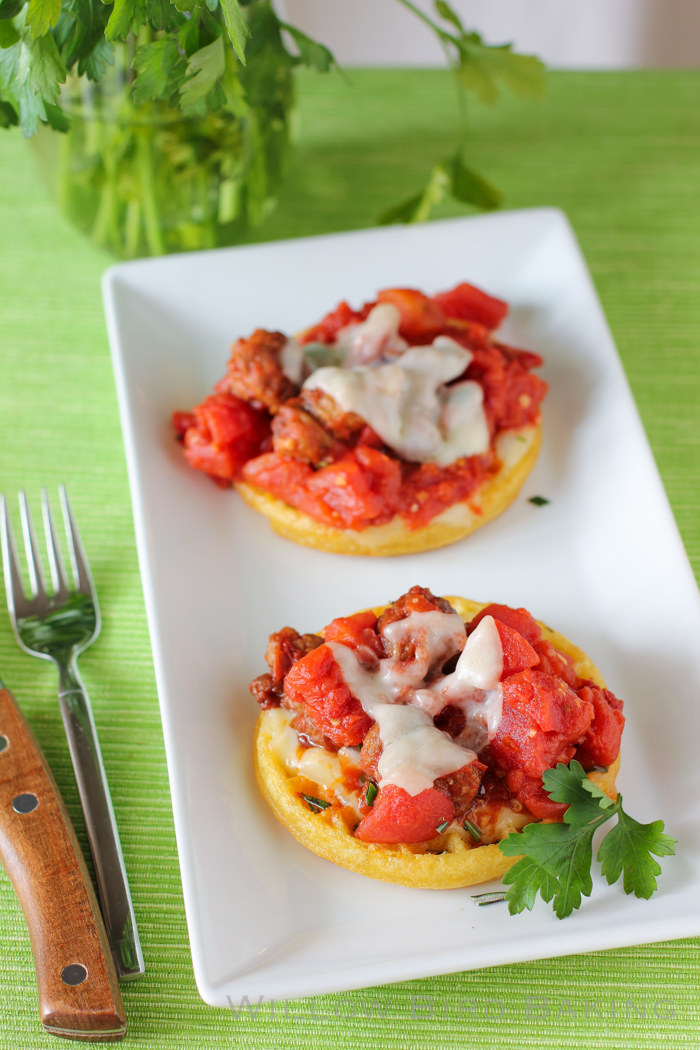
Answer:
[
  {"left": 280, "top": 338, "right": 306, "bottom": 385},
  {"left": 324, "top": 609, "right": 504, "bottom": 795},
  {"left": 303, "top": 336, "right": 489, "bottom": 465},
  {"left": 374, "top": 704, "right": 476, "bottom": 796},
  {"left": 336, "top": 303, "right": 408, "bottom": 365}
]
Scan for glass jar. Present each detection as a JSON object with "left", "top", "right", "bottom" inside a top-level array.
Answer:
[{"left": 32, "top": 32, "right": 293, "bottom": 258}]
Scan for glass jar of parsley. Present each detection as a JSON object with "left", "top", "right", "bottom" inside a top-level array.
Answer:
[{"left": 31, "top": 19, "right": 293, "bottom": 259}]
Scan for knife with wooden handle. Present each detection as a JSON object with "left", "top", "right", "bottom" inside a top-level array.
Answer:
[{"left": 0, "top": 678, "right": 126, "bottom": 1041}]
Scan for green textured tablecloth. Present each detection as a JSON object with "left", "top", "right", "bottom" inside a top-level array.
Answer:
[{"left": 1, "top": 68, "right": 700, "bottom": 1048}]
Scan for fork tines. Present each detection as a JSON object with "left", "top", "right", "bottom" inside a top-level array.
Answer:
[{"left": 1, "top": 486, "right": 96, "bottom": 619}]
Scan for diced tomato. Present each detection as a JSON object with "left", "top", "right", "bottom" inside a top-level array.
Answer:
[
  {"left": 497, "top": 369, "right": 549, "bottom": 432},
  {"left": 244, "top": 448, "right": 402, "bottom": 530},
  {"left": 298, "top": 300, "right": 372, "bottom": 346},
  {"left": 306, "top": 448, "right": 401, "bottom": 529},
  {"left": 470, "top": 604, "right": 541, "bottom": 645},
  {"left": 355, "top": 784, "right": 454, "bottom": 843},
  {"left": 183, "top": 429, "right": 239, "bottom": 483},
  {"left": 532, "top": 638, "right": 581, "bottom": 689},
  {"left": 506, "top": 770, "right": 568, "bottom": 820},
  {"left": 376, "top": 288, "right": 446, "bottom": 344},
  {"left": 491, "top": 670, "right": 594, "bottom": 778},
  {"left": 397, "top": 452, "right": 497, "bottom": 530},
  {"left": 283, "top": 644, "right": 373, "bottom": 748},
  {"left": 433, "top": 282, "right": 509, "bottom": 330},
  {"left": 502, "top": 670, "right": 592, "bottom": 737},
  {"left": 176, "top": 393, "right": 271, "bottom": 482},
  {"left": 574, "top": 684, "right": 625, "bottom": 769},
  {"left": 172, "top": 410, "right": 196, "bottom": 437},
  {"left": 494, "top": 619, "right": 540, "bottom": 678},
  {"left": 322, "top": 610, "right": 383, "bottom": 657}
]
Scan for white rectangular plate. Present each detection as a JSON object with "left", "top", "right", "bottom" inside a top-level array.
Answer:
[{"left": 103, "top": 209, "right": 700, "bottom": 1007}]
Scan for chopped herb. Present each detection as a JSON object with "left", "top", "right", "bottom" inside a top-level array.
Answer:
[
  {"left": 463, "top": 818, "right": 481, "bottom": 842},
  {"left": 436, "top": 820, "right": 451, "bottom": 834},
  {"left": 299, "top": 794, "right": 330, "bottom": 812},
  {"left": 471, "top": 892, "right": 507, "bottom": 906},
  {"left": 528, "top": 496, "right": 550, "bottom": 506},
  {"left": 498, "top": 760, "right": 676, "bottom": 918},
  {"left": 365, "top": 780, "right": 378, "bottom": 807},
  {"left": 516, "top": 434, "right": 527, "bottom": 443}
]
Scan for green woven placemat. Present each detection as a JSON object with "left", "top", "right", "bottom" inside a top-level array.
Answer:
[{"left": 0, "top": 69, "right": 699, "bottom": 1049}]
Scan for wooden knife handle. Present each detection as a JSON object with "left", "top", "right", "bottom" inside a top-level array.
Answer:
[{"left": 0, "top": 687, "right": 126, "bottom": 1041}]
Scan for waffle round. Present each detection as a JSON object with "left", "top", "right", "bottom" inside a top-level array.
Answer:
[
  {"left": 253, "top": 597, "right": 620, "bottom": 889},
  {"left": 237, "top": 426, "right": 541, "bottom": 557}
]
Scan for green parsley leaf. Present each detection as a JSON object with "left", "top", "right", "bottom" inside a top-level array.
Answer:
[
  {"left": 365, "top": 780, "right": 377, "bottom": 807},
  {"left": 132, "top": 36, "right": 184, "bottom": 105},
  {"left": 43, "top": 98, "right": 69, "bottom": 129},
  {"left": 434, "top": 0, "right": 464, "bottom": 34},
  {"left": 26, "top": 0, "right": 62, "bottom": 39},
  {"left": 500, "top": 819, "right": 597, "bottom": 918},
  {"left": 179, "top": 33, "right": 224, "bottom": 109},
  {"left": 0, "top": 97, "right": 18, "bottom": 125},
  {"left": 501, "top": 855, "right": 559, "bottom": 914},
  {"left": 26, "top": 29, "right": 66, "bottom": 103},
  {"left": 444, "top": 152, "right": 501, "bottom": 210},
  {"left": 0, "top": 0, "right": 25, "bottom": 21},
  {"left": 598, "top": 803, "right": 676, "bottom": 899},
  {"left": 0, "top": 18, "right": 19, "bottom": 45},
  {"left": 498, "top": 762, "right": 676, "bottom": 918},
  {"left": 379, "top": 162, "right": 450, "bottom": 226},
  {"left": 78, "top": 37, "right": 113, "bottom": 81},
  {"left": 456, "top": 31, "right": 546, "bottom": 105},
  {"left": 279, "top": 22, "right": 335, "bottom": 72},
  {"left": 219, "top": 0, "right": 249, "bottom": 64},
  {"left": 542, "top": 759, "right": 614, "bottom": 828},
  {"left": 105, "top": 0, "right": 147, "bottom": 44},
  {"left": 528, "top": 495, "right": 549, "bottom": 506}
]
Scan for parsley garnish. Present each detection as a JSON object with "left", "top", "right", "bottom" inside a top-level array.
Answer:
[
  {"left": 528, "top": 495, "right": 550, "bottom": 506},
  {"left": 365, "top": 780, "right": 378, "bottom": 807},
  {"left": 498, "top": 761, "right": 676, "bottom": 918},
  {"left": 299, "top": 794, "right": 330, "bottom": 813},
  {"left": 436, "top": 819, "right": 451, "bottom": 834},
  {"left": 463, "top": 818, "right": 481, "bottom": 842}
]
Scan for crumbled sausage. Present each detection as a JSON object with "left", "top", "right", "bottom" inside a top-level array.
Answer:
[
  {"left": 271, "top": 400, "right": 336, "bottom": 465},
  {"left": 249, "top": 673, "right": 281, "bottom": 709},
  {"left": 264, "top": 626, "right": 324, "bottom": 688},
  {"left": 359, "top": 722, "right": 485, "bottom": 821},
  {"left": 225, "top": 329, "right": 297, "bottom": 414},
  {"left": 378, "top": 586, "right": 457, "bottom": 659},
  {"left": 299, "top": 388, "right": 366, "bottom": 442}
]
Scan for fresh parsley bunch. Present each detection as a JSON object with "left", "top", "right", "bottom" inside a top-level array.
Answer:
[
  {"left": 0, "top": 0, "right": 546, "bottom": 225},
  {"left": 498, "top": 761, "right": 676, "bottom": 918},
  {"left": 0, "top": 0, "right": 334, "bottom": 137}
]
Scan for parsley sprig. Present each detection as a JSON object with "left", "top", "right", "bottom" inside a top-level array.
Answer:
[{"left": 498, "top": 761, "right": 676, "bottom": 919}]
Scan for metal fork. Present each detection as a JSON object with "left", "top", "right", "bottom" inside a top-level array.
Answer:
[{"left": 0, "top": 486, "right": 145, "bottom": 982}]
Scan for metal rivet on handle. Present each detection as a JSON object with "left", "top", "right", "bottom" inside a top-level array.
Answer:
[
  {"left": 12, "top": 793, "right": 38, "bottom": 814},
  {"left": 0, "top": 736, "right": 7, "bottom": 753},
  {"left": 61, "top": 964, "right": 87, "bottom": 986}
]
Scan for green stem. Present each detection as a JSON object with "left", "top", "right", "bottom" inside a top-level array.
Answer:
[
  {"left": 392, "top": 0, "right": 467, "bottom": 149},
  {"left": 136, "top": 128, "right": 164, "bottom": 256},
  {"left": 391, "top": 0, "right": 454, "bottom": 43}
]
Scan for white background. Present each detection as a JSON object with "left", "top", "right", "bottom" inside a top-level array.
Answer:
[{"left": 281, "top": 0, "right": 700, "bottom": 68}]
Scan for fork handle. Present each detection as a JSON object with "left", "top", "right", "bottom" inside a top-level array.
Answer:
[
  {"left": 58, "top": 665, "right": 144, "bottom": 982},
  {"left": 0, "top": 687, "right": 126, "bottom": 1040}
]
